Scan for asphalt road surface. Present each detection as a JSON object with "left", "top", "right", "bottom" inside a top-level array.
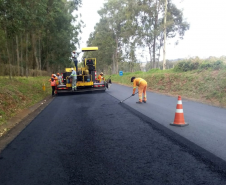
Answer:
[
  {"left": 0, "top": 90, "right": 226, "bottom": 185},
  {"left": 108, "top": 83, "right": 226, "bottom": 162}
]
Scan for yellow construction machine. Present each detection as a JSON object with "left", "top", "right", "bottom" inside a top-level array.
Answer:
[{"left": 56, "top": 47, "right": 111, "bottom": 93}]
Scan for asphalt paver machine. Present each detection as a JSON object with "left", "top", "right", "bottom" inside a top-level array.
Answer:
[{"left": 56, "top": 47, "right": 111, "bottom": 93}]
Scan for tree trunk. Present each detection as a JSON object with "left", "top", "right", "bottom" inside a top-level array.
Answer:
[
  {"left": 153, "top": 37, "right": 156, "bottom": 68},
  {"left": 153, "top": 0, "right": 161, "bottom": 69},
  {"left": 112, "top": 53, "right": 115, "bottom": 74},
  {"left": 130, "top": 61, "right": 131, "bottom": 72},
  {"left": 5, "top": 38, "right": 12, "bottom": 79},
  {"left": 16, "top": 35, "right": 20, "bottom": 76},
  {"left": 20, "top": 35, "right": 23, "bottom": 76},
  {"left": 163, "top": 0, "right": 168, "bottom": 70},
  {"left": 115, "top": 36, "right": 118, "bottom": 74},
  {"left": 32, "top": 32, "right": 39, "bottom": 74},
  {"left": 149, "top": 46, "right": 152, "bottom": 69},
  {"left": 26, "top": 33, "right": 29, "bottom": 78},
  {"left": 39, "top": 35, "right": 42, "bottom": 76}
]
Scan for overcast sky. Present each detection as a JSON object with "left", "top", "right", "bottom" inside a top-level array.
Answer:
[{"left": 76, "top": 0, "right": 226, "bottom": 61}]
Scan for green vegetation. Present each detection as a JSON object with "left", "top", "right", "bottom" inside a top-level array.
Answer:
[
  {"left": 85, "top": 0, "right": 189, "bottom": 74},
  {"left": 109, "top": 59, "right": 226, "bottom": 108},
  {"left": 0, "top": 0, "right": 82, "bottom": 77},
  {"left": 0, "top": 77, "right": 51, "bottom": 126}
]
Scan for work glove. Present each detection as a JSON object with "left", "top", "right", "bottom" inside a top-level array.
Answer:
[{"left": 132, "top": 94, "right": 135, "bottom": 96}]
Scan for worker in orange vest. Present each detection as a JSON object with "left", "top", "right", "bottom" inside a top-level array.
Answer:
[
  {"left": 98, "top": 72, "right": 104, "bottom": 82},
  {"left": 49, "top": 74, "right": 57, "bottom": 96},
  {"left": 131, "top": 77, "right": 147, "bottom": 104},
  {"left": 56, "top": 73, "right": 62, "bottom": 85}
]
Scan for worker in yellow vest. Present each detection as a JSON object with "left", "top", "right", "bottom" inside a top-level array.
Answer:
[{"left": 131, "top": 77, "right": 147, "bottom": 104}]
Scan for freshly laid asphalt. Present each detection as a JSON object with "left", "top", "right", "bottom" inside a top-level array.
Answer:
[
  {"left": 0, "top": 86, "right": 226, "bottom": 184},
  {"left": 108, "top": 83, "right": 226, "bottom": 162}
]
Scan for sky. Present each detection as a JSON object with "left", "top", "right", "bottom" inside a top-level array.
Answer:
[{"left": 76, "top": 0, "right": 226, "bottom": 61}]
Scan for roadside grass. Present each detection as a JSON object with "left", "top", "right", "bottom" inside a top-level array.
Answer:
[
  {"left": 109, "top": 68, "right": 226, "bottom": 108},
  {"left": 0, "top": 76, "right": 51, "bottom": 126}
]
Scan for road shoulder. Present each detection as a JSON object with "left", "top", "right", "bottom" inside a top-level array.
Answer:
[{"left": 0, "top": 96, "right": 54, "bottom": 152}]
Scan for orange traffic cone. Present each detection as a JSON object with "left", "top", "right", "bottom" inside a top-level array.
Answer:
[{"left": 170, "top": 96, "right": 188, "bottom": 127}]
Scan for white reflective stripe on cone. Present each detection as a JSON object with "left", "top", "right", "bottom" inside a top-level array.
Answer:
[
  {"left": 177, "top": 100, "right": 182, "bottom": 104},
  {"left": 176, "top": 109, "right": 183, "bottom": 113}
]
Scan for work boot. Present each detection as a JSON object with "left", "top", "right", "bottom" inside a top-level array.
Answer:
[
  {"left": 136, "top": 101, "right": 142, "bottom": 104},
  {"left": 142, "top": 100, "right": 146, "bottom": 103}
]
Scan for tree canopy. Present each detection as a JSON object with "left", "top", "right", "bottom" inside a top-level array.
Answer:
[
  {"left": 0, "top": 0, "right": 83, "bottom": 77},
  {"left": 86, "top": 0, "right": 189, "bottom": 74}
]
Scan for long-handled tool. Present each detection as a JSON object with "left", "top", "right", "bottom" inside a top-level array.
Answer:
[{"left": 119, "top": 92, "right": 138, "bottom": 103}]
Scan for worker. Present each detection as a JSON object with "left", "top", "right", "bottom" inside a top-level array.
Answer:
[
  {"left": 98, "top": 72, "right": 104, "bottom": 82},
  {"left": 56, "top": 73, "right": 62, "bottom": 85},
  {"left": 72, "top": 50, "right": 81, "bottom": 72},
  {"left": 49, "top": 74, "right": 56, "bottom": 96},
  {"left": 53, "top": 74, "right": 59, "bottom": 94},
  {"left": 70, "top": 68, "right": 77, "bottom": 91},
  {"left": 131, "top": 77, "right": 147, "bottom": 104}
]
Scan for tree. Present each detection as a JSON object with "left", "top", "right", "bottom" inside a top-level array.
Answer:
[
  {"left": 85, "top": 0, "right": 189, "bottom": 73},
  {"left": 0, "top": 0, "right": 83, "bottom": 77}
]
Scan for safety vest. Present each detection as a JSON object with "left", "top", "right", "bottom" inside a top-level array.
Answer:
[
  {"left": 98, "top": 75, "right": 104, "bottom": 82},
  {"left": 133, "top": 78, "right": 145, "bottom": 87},
  {"left": 138, "top": 79, "right": 144, "bottom": 85},
  {"left": 50, "top": 78, "right": 56, "bottom": 86}
]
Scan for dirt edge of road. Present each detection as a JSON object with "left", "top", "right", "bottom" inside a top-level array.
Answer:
[{"left": 0, "top": 96, "right": 54, "bottom": 153}]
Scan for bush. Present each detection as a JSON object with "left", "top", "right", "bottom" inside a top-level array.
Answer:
[
  {"left": 199, "top": 60, "right": 224, "bottom": 70},
  {"left": 213, "top": 60, "right": 224, "bottom": 70},
  {"left": 174, "top": 60, "right": 200, "bottom": 72}
]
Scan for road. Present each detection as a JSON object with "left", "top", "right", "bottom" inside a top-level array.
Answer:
[
  {"left": 0, "top": 86, "right": 226, "bottom": 184},
  {"left": 108, "top": 83, "right": 226, "bottom": 162}
]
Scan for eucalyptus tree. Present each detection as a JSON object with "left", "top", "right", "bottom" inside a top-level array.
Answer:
[
  {"left": 131, "top": 0, "right": 189, "bottom": 68},
  {"left": 97, "top": 0, "right": 131, "bottom": 74},
  {"left": 0, "top": 0, "right": 26, "bottom": 78},
  {"left": 0, "top": 0, "right": 82, "bottom": 76},
  {"left": 84, "top": 18, "right": 116, "bottom": 74}
]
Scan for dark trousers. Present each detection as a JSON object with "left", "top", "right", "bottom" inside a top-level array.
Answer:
[
  {"left": 52, "top": 86, "right": 55, "bottom": 96},
  {"left": 74, "top": 59, "right": 78, "bottom": 72}
]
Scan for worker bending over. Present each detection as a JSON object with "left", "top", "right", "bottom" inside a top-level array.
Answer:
[
  {"left": 131, "top": 77, "right": 147, "bottom": 104},
  {"left": 98, "top": 72, "right": 104, "bottom": 82}
]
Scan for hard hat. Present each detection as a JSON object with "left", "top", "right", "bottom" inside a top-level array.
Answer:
[
  {"left": 100, "top": 72, "right": 103, "bottom": 75},
  {"left": 73, "top": 50, "right": 76, "bottom": 53},
  {"left": 53, "top": 74, "right": 56, "bottom": 77},
  {"left": 131, "top": 77, "right": 135, "bottom": 82},
  {"left": 71, "top": 68, "right": 74, "bottom": 71}
]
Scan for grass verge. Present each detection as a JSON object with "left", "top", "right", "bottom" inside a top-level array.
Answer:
[
  {"left": 0, "top": 76, "right": 51, "bottom": 126},
  {"left": 108, "top": 69, "right": 226, "bottom": 108}
]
